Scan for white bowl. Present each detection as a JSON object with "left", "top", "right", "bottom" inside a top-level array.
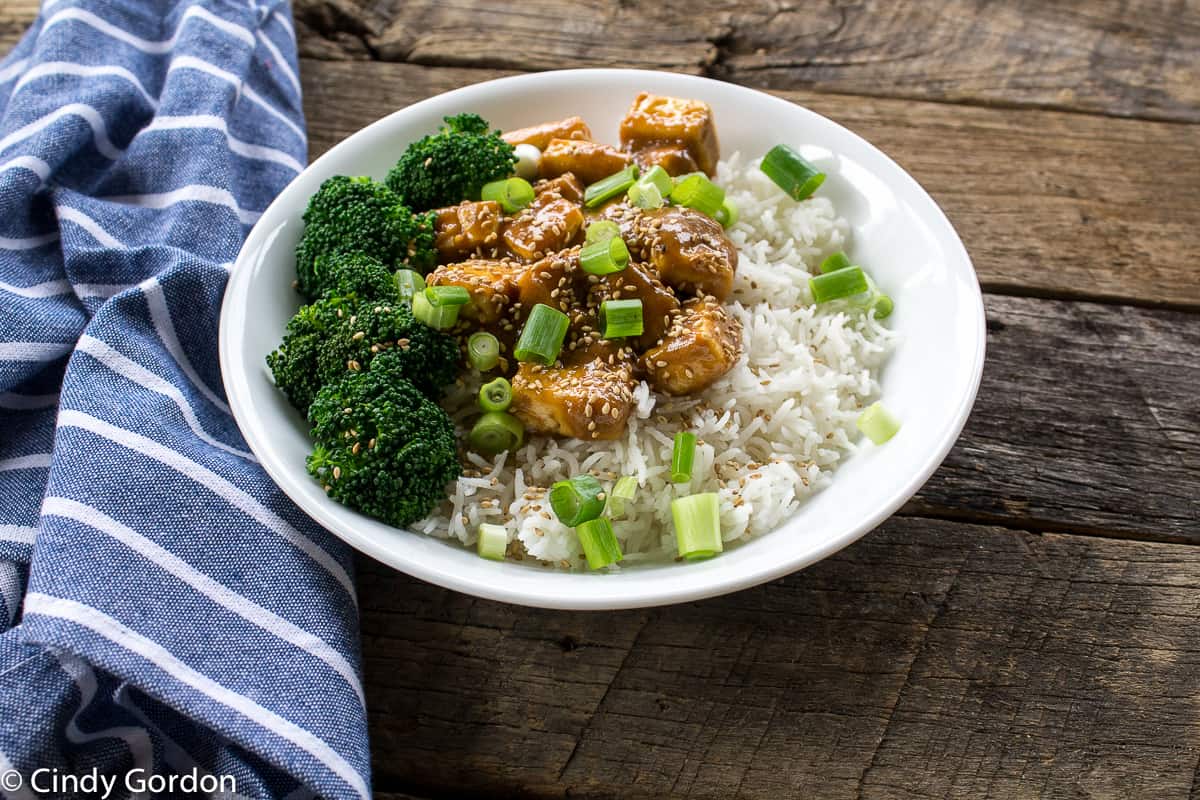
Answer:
[{"left": 220, "top": 69, "right": 985, "bottom": 610}]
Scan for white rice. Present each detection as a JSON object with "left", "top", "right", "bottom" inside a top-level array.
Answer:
[{"left": 414, "top": 153, "right": 896, "bottom": 568}]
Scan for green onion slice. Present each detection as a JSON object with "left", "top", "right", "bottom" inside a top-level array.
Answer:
[
  {"left": 870, "top": 293, "right": 894, "bottom": 319},
  {"left": 599, "top": 298, "right": 643, "bottom": 339},
  {"left": 639, "top": 165, "right": 672, "bottom": 196},
  {"left": 809, "top": 266, "right": 869, "bottom": 304},
  {"left": 607, "top": 476, "right": 638, "bottom": 518},
  {"left": 857, "top": 402, "right": 901, "bottom": 445},
  {"left": 576, "top": 516, "right": 623, "bottom": 570},
  {"left": 395, "top": 269, "right": 425, "bottom": 303},
  {"left": 425, "top": 285, "right": 470, "bottom": 307},
  {"left": 669, "top": 173, "right": 725, "bottom": 217},
  {"left": 412, "top": 290, "right": 460, "bottom": 330},
  {"left": 467, "top": 331, "right": 500, "bottom": 371},
  {"left": 513, "top": 303, "right": 569, "bottom": 365},
  {"left": 671, "top": 492, "right": 723, "bottom": 560},
  {"left": 549, "top": 474, "right": 606, "bottom": 527},
  {"left": 478, "top": 376, "right": 513, "bottom": 412},
  {"left": 584, "top": 220, "right": 621, "bottom": 245},
  {"left": 627, "top": 180, "right": 664, "bottom": 209},
  {"left": 477, "top": 523, "right": 507, "bottom": 560},
  {"left": 671, "top": 431, "right": 697, "bottom": 483},
  {"left": 481, "top": 176, "right": 535, "bottom": 213},
  {"left": 760, "top": 144, "right": 825, "bottom": 201},
  {"left": 468, "top": 411, "right": 525, "bottom": 455},
  {"left": 580, "top": 236, "right": 629, "bottom": 276},
  {"left": 820, "top": 251, "right": 852, "bottom": 273},
  {"left": 584, "top": 165, "right": 638, "bottom": 208},
  {"left": 714, "top": 197, "right": 739, "bottom": 228}
]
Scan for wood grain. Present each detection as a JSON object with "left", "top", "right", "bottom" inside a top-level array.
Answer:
[
  {"left": 358, "top": 517, "right": 1200, "bottom": 798},
  {"left": 294, "top": 0, "right": 1200, "bottom": 123}
]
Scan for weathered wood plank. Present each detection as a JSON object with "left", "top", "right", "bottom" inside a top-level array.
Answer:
[
  {"left": 300, "top": 58, "right": 1200, "bottom": 310},
  {"left": 358, "top": 517, "right": 1200, "bottom": 798},
  {"left": 294, "top": 0, "right": 1200, "bottom": 123},
  {"left": 0, "top": 0, "right": 37, "bottom": 51}
]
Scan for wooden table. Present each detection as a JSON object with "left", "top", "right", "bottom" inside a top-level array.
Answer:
[{"left": 5, "top": 1, "right": 1199, "bottom": 796}]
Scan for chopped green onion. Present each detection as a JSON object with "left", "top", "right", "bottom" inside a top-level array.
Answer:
[
  {"left": 627, "top": 180, "right": 664, "bottom": 209},
  {"left": 820, "top": 251, "right": 852, "bottom": 273},
  {"left": 395, "top": 269, "right": 425, "bottom": 303},
  {"left": 607, "top": 476, "right": 638, "bottom": 518},
  {"left": 481, "top": 176, "right": 535, "bottom": 213},
  {"left": 477, "top": 523, "right": 507, "bottom": 560},
  {"left": 857, "top": 402, "right": 901, "bottom": 444},
  {"left": 761, "top": 144, "right": 825, "bottom": 201},
  {"left": 584, "top": 165, "right": 638, "bottom": 208},
  {"left": 468, "top": 410, "right": 524, "bottom": 454},
  {"left": 549, "top": 474, "right": 606, "bottom": 527},
  {"left": 467, "top": 331, "right": 500, "bottom": 371},
  {"left": 669, "top": 173, "right": 725, "bottom": 217},
  {"left": 580, "top": 236, "right": 629, "bottom": 276},
  {"left": 870, "top": 293, "right": 894, "bottom": 319},
  {"left": 671, "top": 431, "right": 697, "bottom": 483},
  {"left": 478, "top": 376, "right": 513, "bottom": 412},
  {"left": 412, "top": 290, "right": 460, "bottom": 330},
  {"left": 425, "top": 285, "right": 469, "bottom": 307},
  {"left": 513, "top": 303, "right": 569, "bottom": 365},
  {"left": 671, "top": 492, "right": 722, "bottom": 560},
  {"left": 639, "top": 165, "right": 673, "bottom": 195},
  {"left": 585, "top": 220, "right": 621, "bottom": 245},
  {"left": 714, "top": 197, "right": 738, "bottom": 228},
  {"left": 576, "top": 517, "right": 622, "bottom": 570},
  {"left": 599, "top": 299, "right": 643, "bottom": 338},
  {"left": 809, "top": 266, "right": 869, "bottom": 304}
]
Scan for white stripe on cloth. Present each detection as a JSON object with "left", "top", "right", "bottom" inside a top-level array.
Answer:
[
  {"left": 167, "top": 56, "right": 304, "bottom": 142},
  {"left": 0, "top": 155, "right": 52, "bottom": 181},
  {"left": 0, "top": 341, "right": 73, "bottom": 362},
  {"left": 0, "top": 746, "right": 38, "bottom": 800},
  {"left": 0, "top": 232, "right": 59, "bottom": 250},
  {"left": 142, "top": 115, "right": 303, "bottom": 173},
  {"left": 55, "top": 410, "right": 357, "bottom": 605},
  {"left": 0, "top": 392, "right": 59, "bottom": 410},
  {"left": 102, "top": 185, "right": 262, "bottom": 225},
  {"left": 41, "top": 6, "right": 255, "bottom": 54},
  {"left": 56, "top": 206, "right": 125, "bottom": 248},
  {"left": 76, "top": 283, "right": 129, "bottom": 299},
  {"left": 270, "top": 10, "right": 295, "bottom": 39},
  {"left": 50, "top": 651, "right": 156, "bottom": 799},
  {"left": 76, "top": 335, "right": 255, "bottom": 461},
  {"left": 0, "top": 562, "right": 22, "bottom": 626},
  {"left": 141, "top": 276, "right": 232, "bottom": 415},
  {"left": 0, "top": 103, "right": 122, "bottom": 159},
  {"left": 0, "top": 57, "right": 30, "bottom": 85},
  {"left": 13, "top": 62, "right": 158, "bottom": 109},
  {"left": 44, "top": 497, "right": 365, "bottom": 707},
  {"left": 0, "top": 454, "right": 52, "bottom": 471},
  {"left": 0, "top": 278, "right": 70, "bottom": 298},
  {"left": 22, "top": 594, "right": 370, "bottom": 800},
  {"left": 254, "top": 30, "right": 301, "bottom": 96},
  {"left": 0, "top": 527, "right": 38, "bottom": 545}
]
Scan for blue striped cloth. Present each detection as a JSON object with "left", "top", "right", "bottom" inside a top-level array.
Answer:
[{"left": 0, "top": 2, "right": 370, "bottom": 797}]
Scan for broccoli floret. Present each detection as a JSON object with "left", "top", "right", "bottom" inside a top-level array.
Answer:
[
  {"left": 268, "top": 295, "right": 461, "bottom": 415},
  {"left": 295, "top": 175, "right": 436, "bottom": 299},
  {"left": 385, "top": 113, "right": 517, "bottom": 212},
  {"left": 307, "top": 351, "right": 460, "bottom": 527},
  {"left": 311, "top": 251, "right": 396, "bottom": 301}
]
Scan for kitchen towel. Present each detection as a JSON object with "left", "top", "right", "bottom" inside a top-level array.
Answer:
[{"left": 0, "top": 1, "right": 369, "bottom": 797}]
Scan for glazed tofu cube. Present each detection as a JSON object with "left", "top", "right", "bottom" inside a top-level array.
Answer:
[
  {"left": 633, "top": 207, "right": 738, "bottom": 300},
  {"left": 533, "top": 173, "right": 585, "bottom": 204},
  {"left": 632, "top": 144, "right": 699, "bottom": 177},
  {"left": 619, "top": 92, "right": 720, "bottom": 176},
  {"left": 538, "top": 138, "right": 631, "bottom": 185},
  {"left": 586, "top": 261, "right": 679, "bottom": 352},
  {"left": 502, "top": 195, "right": 584, "bottom": 261},
  {"left": 503, "top": 116, "right": 592, "bottom": 149},
  {"left": 426, "top": 258, "right": 522, "bottom": 323},
  {"left": 515, "top": 248, "right": 579, "bottom": 314},
  {"left": 640, "top": 297, "right": 742, "bottom": 395},
  {"left": 433, "top": 201, "right": 503, "bottom": 262},
  {"left": 511, "top": 358, "right": 636, "bottom": 440}
]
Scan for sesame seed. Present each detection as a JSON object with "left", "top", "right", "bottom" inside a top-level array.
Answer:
[{"left": 332, "top": 466, "right": 341, "bottom": 479}]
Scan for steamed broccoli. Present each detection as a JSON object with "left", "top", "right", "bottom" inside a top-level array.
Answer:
[
  {"left": 311, "top": 251, "right": 396, "bottom": 301},
  {"left": 267, "top": 295, "right": 460, "bottom": 414},
  {"left": 307, "top": 350, "right": 460, "bottom": 527},
  {"left": 295, "top": 175, "right": 436, "bottom": 299},
  {"left": 385, "top": 113, "right": 517, "bottom": 212}
]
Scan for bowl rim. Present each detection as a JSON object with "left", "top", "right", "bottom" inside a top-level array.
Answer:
[{"left": 220, "top": 68, "right": 986, "bottom": 610}]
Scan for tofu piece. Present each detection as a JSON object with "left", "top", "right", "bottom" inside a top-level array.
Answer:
[
  {"left": 515, "top": 248, "right": 584, "bottom": 315},
  {"left": 432, "top": 201, "right": 503, "bottom": 262},
  {"left": 503, "top": 116, "right": 592, "bottom": 149},
  {"left": 632, "top": 206, "right": 738, "bottom": 300},
  {"left": 632, "top": 144, "right": 699, "bottom": 177},
  {"left": 619, "top": 92, "right": 720, "bottom": 176},
  {"left": 502, "top": 194, "right": 584, "bottom": 261},
  {"left": 538, "top": 138, "right": 631, "bottom": 185},
  {"left": 586, "top": 261, "right": 679, "bottom": 352},
  {"left": 426, "top": 258, "right": 522, "bottom": 323},
  {"left": 533, "top": 173, "right": 585, "bottom": 204},
  {"left": 640, "top": 297, "right": 742, "bottom": 395},
  {"left": 511, "top": 358, "right": 636, "bottom": 441}
]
